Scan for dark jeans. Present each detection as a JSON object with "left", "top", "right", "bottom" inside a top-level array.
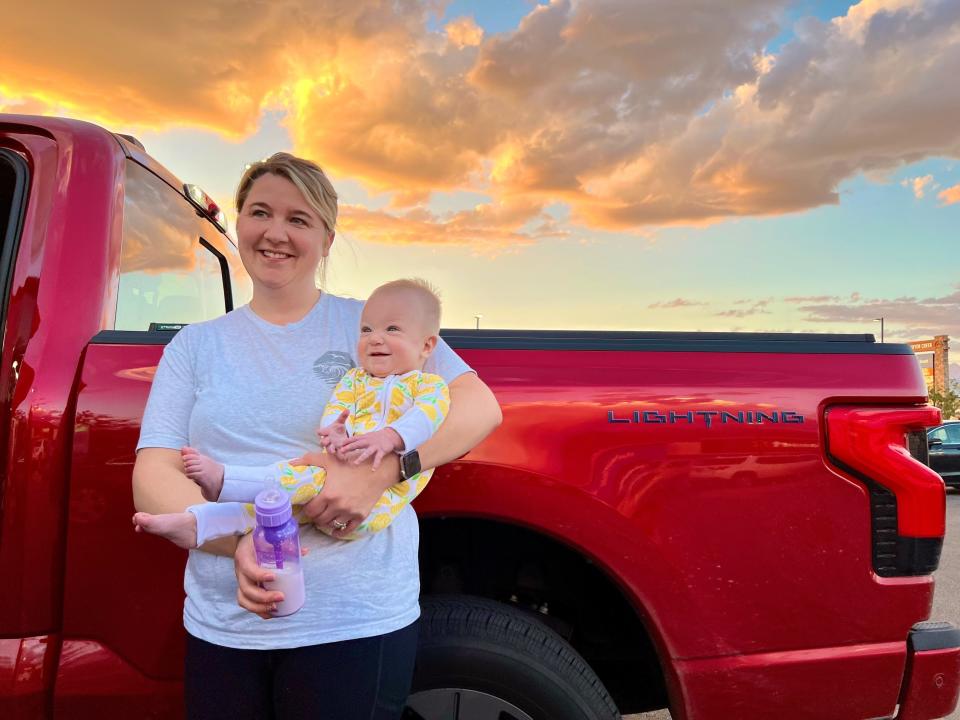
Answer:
[{"left": 184, "top": 620, "right": 419, "bottom": 720}]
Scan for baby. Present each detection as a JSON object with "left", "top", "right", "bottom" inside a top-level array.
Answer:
[{"left": 133, "top": 278, "right": 450, "bottom": 547}]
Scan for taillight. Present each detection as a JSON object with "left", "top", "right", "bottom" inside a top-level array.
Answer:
[{"left": 825, "top": 405, "right": 944, "bottom": 577}]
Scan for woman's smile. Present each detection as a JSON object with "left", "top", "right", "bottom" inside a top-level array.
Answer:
[{"left": 259, "top": 249, "right": 294, "bottom": 260}]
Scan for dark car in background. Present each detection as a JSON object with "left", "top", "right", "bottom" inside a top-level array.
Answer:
[{"left": 928, "top": 421, "right": 960, "bottom": 488}]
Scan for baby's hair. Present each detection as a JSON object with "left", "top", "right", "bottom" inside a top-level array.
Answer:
[{"left": 374, "top": 278, "right": 442, "bottom": 335}]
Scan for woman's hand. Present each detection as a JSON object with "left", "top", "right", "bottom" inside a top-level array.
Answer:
[
  {"left": 300, "top": 451, "right": 400, "bottom": 537},
  {"left": 234, "top": 533, "right": 284, "bottom": 619}
]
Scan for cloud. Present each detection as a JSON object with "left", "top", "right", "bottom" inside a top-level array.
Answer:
[
  {"left": 784, "top": 294, "right": 842, "bottom": 303},
  {"left": 473, "top": 0, "right": 788, "bottom": 207},
  {"left": 0, "top": 1, "right": 786, "bottom": 219},
  {"left": 285, "top": 27, "right": 502, "bottom": 192},
  {"left": 721, "top": 298, "right": 773, "bottom": 315},
  {"left": 919, "top": 290, "right": 960, "bottom": 305},
  {"left": 715, "top": 306, "right": 772, "bottom": 317},
  {"left": 703, "top": 287, "right": 959, "bottom": 342},
  {"left": 798, "top": 287, "right": 960, "bottom": 340},
  {"left": 0, "top": 0, "right": 311, "bottom": 135},
  {"left": 338, "top": 197, "right": 549, "bottom": 249},
  {"left": 577, "top": 0, "right": 960, "bottom": 227},
  {"left": 446, "top": 16, "right": 484, "bottom": 48},
  {"left": 5, "top": 0, "right": 960, "bottom": 244},
  {"left": 837, "top": 0, "right": 927, "bottom": 42},
  {"left": 939, "top": 183, "right": 960, "bottom": 205},
  {"left": 388, "top": 190, "right": 433, "bottom": 209},
  {"left": 648, "top": 298, "right": 708, "bottom": 309},
  {"left": 1, "top": 0, "right": 521, "bottom": 247},
  {"left": 902, "top": 174, "right": 934, "bottom": 198}
]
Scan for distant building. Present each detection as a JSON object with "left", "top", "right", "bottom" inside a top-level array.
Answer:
[{"left": 909, "top": 336, "right": 949, "bottom": 394}]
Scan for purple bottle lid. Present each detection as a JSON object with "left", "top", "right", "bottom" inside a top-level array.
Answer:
[{"left": 254, "top": 488, "right": 293, "bottom": 527}]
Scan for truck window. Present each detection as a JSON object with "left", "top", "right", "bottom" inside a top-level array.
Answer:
[
  {"left": 944, "top": 425, "right": 960, "bottom": 444},
  {"left": 0, "top": 150, "right": 28, "bottom": 323},
  {"left": 0, "top": 153, "right": 20, "bottom": 247},
  {"left": 115, "top": 161, "right": 228, "bottom": 331}
]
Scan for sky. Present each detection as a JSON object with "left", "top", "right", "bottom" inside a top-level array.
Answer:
[{"left": 2, "top": 0, "right": 959, "bottom": 373}]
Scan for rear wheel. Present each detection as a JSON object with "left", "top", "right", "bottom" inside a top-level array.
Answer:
[{"left": 405, "top": 595, "right": 621, "bottom": 720}]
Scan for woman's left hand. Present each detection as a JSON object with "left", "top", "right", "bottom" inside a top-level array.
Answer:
[
  {"left": 300, "top": 450, "right": 399, "bottom": 537},
  {"left": 234, "top": 533, "right": 283, "bottom": 619}
]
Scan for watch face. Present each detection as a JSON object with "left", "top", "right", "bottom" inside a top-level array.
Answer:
[{"left": 403, "top": 451, "right": 421, "bottom": 478}]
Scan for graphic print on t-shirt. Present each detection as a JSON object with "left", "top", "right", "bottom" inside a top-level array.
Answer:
[{"left": 313, "top": 350, "right": 355, "bottom": 385}]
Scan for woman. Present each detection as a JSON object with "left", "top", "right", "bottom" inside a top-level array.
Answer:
[{"left": 132, "top": 153, "right": 502, "bottom": 720}]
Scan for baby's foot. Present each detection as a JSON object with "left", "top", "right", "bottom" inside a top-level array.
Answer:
[
  {"left": 181, "top": 446, "right": 224, "bottom": 501},
  {"left": 132, "top": 511, "right": 198, "bottom": 549}
]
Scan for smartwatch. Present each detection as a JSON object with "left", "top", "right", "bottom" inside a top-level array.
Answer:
[{"left": 399, "top": 449, "right": 422, "bottom": 480}]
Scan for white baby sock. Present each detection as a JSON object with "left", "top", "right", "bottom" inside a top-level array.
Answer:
[{"left": 187, "top": 502, "right": 254, "bottom": 545}]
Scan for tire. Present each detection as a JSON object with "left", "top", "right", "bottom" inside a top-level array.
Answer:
[{"left": 405, "top": 595, "right": 621, "bottom": 720}]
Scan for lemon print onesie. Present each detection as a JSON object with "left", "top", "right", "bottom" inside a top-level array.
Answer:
[{"left": 187, "top": 367, "right": 449, "bottom": 544}]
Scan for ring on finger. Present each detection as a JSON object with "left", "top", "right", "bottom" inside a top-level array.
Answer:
[{"left": 331, "top": 519, "right": 348, "bottom": 531}]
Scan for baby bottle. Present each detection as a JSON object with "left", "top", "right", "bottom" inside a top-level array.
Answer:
[{"left": 253, "top": 488, "right": 305, "bottom": 616}]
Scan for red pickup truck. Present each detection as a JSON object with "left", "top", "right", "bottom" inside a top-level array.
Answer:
[{"left": 1, "top": 115, "right": 958, "bottom": 720}]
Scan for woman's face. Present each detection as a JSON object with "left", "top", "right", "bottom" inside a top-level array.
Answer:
[{"left": 236, "top": 173, "right": 333, "bottom": 297}]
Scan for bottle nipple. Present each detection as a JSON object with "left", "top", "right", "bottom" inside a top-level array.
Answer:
[{"left": 260, "top": 488, "right": 284, "bottom": 504}]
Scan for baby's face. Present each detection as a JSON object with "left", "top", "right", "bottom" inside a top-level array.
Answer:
[{"left": 357, "top": 289, "right": 436, "bottom": 377}]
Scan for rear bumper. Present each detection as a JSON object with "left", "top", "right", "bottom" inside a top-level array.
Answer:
[
  {"left": 895, "top": 621, "right": 960, "bottom": 720},
  {"left": 674, "top": 622, "right": 960, "bottom": 720}
]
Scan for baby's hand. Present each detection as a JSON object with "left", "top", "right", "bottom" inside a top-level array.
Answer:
[
  {"left": 337, "top": 428, "right": 404, "bottom": 470},
  {"left": 317, "top": 409, "right": 349, "bottom": 452}
]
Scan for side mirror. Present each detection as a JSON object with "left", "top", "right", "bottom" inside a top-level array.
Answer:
[{"left": 928, "top": 438, "right": 944, "bottom": 448}]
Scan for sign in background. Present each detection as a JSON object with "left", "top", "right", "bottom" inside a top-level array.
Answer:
[
  {"left": 909, "top": 336, "right": 950, "bottom": 394},
  {"left": 917, "top": 353, "right": 935, "bottom": 390}
]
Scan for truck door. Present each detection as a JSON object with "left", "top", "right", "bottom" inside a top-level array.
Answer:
[{"left": 56, "top": 158, "right": 250, "bottom": 717}]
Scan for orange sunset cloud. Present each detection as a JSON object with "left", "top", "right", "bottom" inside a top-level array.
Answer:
[
  {"left": 4, "top": 0, "right": 960, "bottom": 245},
  {"left": 446, "top": 17, "right": 484, "bottom": 48},
  {"left": 340, "top": 196, "right": 558, "bottom": 249},
  {"left": 939, "top": 184, "right": 960, "bottom": 206}
]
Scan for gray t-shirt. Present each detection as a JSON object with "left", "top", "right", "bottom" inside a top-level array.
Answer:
[{"left": 136, "top": 293, "right": 472, "bottom": 649}]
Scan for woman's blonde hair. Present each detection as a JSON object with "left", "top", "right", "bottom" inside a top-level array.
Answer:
[{"left": 235, "top": 152, "right": 339, "bottom": 286}]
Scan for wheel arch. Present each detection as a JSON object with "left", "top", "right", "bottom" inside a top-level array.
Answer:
[{"left": 418, "top": 514, "right": 670, "bottom": 715}]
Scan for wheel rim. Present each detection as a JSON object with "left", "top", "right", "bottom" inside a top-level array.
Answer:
[{"left": 404, "top": 688, "right": 535, "bottom": 720}]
